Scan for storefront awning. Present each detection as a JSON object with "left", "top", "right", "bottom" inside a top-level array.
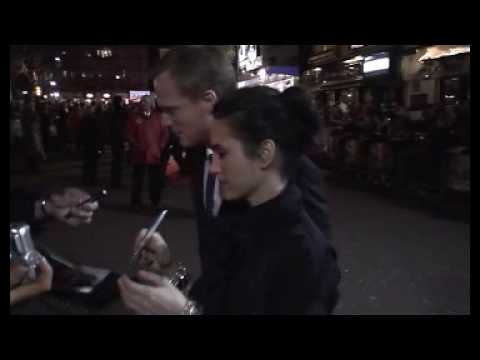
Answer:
[{"left": 418, "top": 45, "right": 470, "bottom": 62}]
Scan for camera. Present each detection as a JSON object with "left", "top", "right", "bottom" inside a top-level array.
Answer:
[{"left": 10, "top": 222, "right": 43, "bottom": 280}]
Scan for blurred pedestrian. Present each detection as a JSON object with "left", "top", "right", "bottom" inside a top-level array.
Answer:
[
  {"left": 79, "top": 102, "right": 102, "bottom": 186},
  {"left": 21, "top": 95, "right": 46, "bottom": 173},
  {"left": 107, "top": 95, "right": 128, "bottom": 189},
  {"left": 126, "top": 95, "right": 170, "bottom": 210}
]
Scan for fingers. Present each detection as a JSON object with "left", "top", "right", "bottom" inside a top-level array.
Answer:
[
  {"left": 54, "top": 188, "right": 100, "bottom": 211},
  {"left": 134, "top": 230, "right": 171, "bottom": 268},
  {"left": 81, "top": 201, "right": 99, "bottom": 212},
  {"left": 146, "top": 232, "right": 169, "bottom": 255},
  {"left": 10, "top": 263, "right": 29, "bottom": 288},
  {"left": 64, "top": 188, "right": 91, "bottom": 204},
  {"left": 36, "top": 258, "right": 53, "bottom": 291},
  {"left": 49, "top": 188, "right": 99, "bottom": 226},
  {"left": 118, "top": 275, "right": 153, "bottom": 314},
  {"left": 38, "top": 257, "right": 52, "bottom": 275},
  {"left": 134, "top": 228, "right": 149, "bottom": 251},
  {"left": 137, "top": 270, "right": 169, "bottom": 287},
  {"left": 50, "top": 193, "right": 69, "bottom": 208},
  {"left": 68, "top": 207, "right": 94, "bottom": 220}
]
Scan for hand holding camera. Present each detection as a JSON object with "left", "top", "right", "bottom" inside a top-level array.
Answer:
[{"left": 10, "top": 257, "right": 53, "bottom": 305}]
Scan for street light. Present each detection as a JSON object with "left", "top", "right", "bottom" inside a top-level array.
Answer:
[
  {"left": 103, "top": 93, "right": 111, "bottom": 99},
  {"left": 54, "top": 57, "right": 61, "bottom": 62},
  {"left": 50, "top": 81, "right": 57, "bottom": 86},
  {"left": 86, "top": 93, "right": 94, "bottom": 99}
]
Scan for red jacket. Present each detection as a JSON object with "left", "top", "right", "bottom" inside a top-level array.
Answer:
[{"left": 126, "top": 110, "right": 169, "bottom": 165}]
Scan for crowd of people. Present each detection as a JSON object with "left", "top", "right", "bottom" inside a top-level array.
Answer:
[
  {"left": 10, "top": 92, "right": 189, "bottom": 211},
  {"left": 315, "top": 93, "right": 470, "bottom": 195},
  {"left": 10, "top": 46, "right": 342, "bottom": 315},
  {"left": 11, "top": 45, "right": 471, "bottom": 315}
]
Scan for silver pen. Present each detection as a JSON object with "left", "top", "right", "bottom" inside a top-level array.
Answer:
[{"left": 128, "top": 209, "right": 168, "bottom": 276}]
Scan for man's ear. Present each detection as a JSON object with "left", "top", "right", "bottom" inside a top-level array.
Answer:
[
  {"left": 257, "top": 139, "right": 276, "bottom": 169},
  {"left": 201, "top": 90, "right": 218, "bottom": 109}
]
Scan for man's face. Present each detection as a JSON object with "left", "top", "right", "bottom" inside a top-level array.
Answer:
[{"left": 154, "top": 71, "right": 214, "bottom": 148}]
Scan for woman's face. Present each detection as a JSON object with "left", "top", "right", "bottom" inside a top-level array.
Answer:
[{"left": 209, "top": 119, "right": 264, "bottom": 202}]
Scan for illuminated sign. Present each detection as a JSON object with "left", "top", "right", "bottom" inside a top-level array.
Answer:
[
  {"left": 129, "top": 90, "right": 151, "bottom": 102},
  {"left": 363, "top": 53, "right": 390, "bottom": 74},
  {"left": 238, "top": 45, "right": 263, "bottom": 72}
]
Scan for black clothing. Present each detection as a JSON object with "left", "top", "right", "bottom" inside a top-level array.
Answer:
[
  {"left": 295, "top": 155, "right": 331, "bottom": 239},
  {"left": 79, "top": 112, "right": 101, "bottom": 186},
  {"left": 192, "top": 184, "right": 340, "bottom": 314},
  {"left": 187, "top": 147, "right": 333, "bottom": 307},
  {"left": 108, "top": 107, "right": 128, "bottom": 188},
  {"left": 130, "top": 164, "right": 165, "bottom": 207}
]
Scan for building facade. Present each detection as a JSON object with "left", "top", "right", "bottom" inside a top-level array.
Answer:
[{"left": 11, "top": 45, "right": 150, "bottom": 102}]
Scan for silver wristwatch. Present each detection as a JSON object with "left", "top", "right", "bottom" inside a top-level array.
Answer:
[{"left": 183, "top": 300, "right": 200, "bottom": 315}]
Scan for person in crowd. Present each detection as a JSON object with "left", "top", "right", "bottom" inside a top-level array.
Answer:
[
  {"left": 79, "top": 102, "right": 103, "bottom": 186},
  {"left": 11, "top": 256, "right": 53, "bottom": 306},
  {"left": 10, "top": 187, "right": 99, "bottom": 306},
  {"left": 66, "top": 103, "right": 82, "bottom": 154},
  {"left": 21, "top": 95, "right": 46, "bottom": 173},
  {"left": 11, "top": 186, "right": 99, "bottom": 228},
  {"left": 145, "top": 47, "right": 331, "bottom": 287},
  {"left": 126, "top": 95, "right": 170, "bottom": 210},
  {"left": 107, "top": 96, "right": 129, "bottom": 189},
  {"left": 118, "top": 86, "right": 340, "bottom": 314}
]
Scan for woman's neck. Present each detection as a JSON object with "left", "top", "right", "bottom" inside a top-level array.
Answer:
[{"left": 247, "top": 173, "right": 287, "bottom": 207}]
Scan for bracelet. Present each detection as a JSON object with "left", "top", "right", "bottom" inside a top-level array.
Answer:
[
  {"left": 40, "top": 200, "right": 50, "bottom": 218},
  {"left": 183, "top": 300, "right": 200, "bottom": 315},
  {"left": 169, "top": 263, "right": 191, "bottom": 292}
]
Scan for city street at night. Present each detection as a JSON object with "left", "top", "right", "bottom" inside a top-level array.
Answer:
[{"left": 10, "top": 45, "right": 470, "bottom": 315}]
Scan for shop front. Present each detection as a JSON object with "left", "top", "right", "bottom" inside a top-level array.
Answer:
[
  {"left": 401, "top": 45, "right": 470, "bottom": 110},
  {"left": 305, "top": 47, "right": 401, "bottom": 122},
  {"left": 237, "top": 66, "right": 299, "bottom": 91},
  {"left": 236, "top": 45, "right": 299, "bottom": 91}
]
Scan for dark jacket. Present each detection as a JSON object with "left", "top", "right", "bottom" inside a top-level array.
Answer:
[
  {"left": 193, "top": 184, "right": 340, "bottom": 314},
  {"left": 294, "top": 155, "right": 331, "bottom": 239},
  {"left": 186, "top": 145, "right": 335, "bottom": 312},
  {"left": 107, "top": 107, "right": 128, "bottom": 148},
  {"left": 188, "top": 147, "right": 331, "bottom": 278}
]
